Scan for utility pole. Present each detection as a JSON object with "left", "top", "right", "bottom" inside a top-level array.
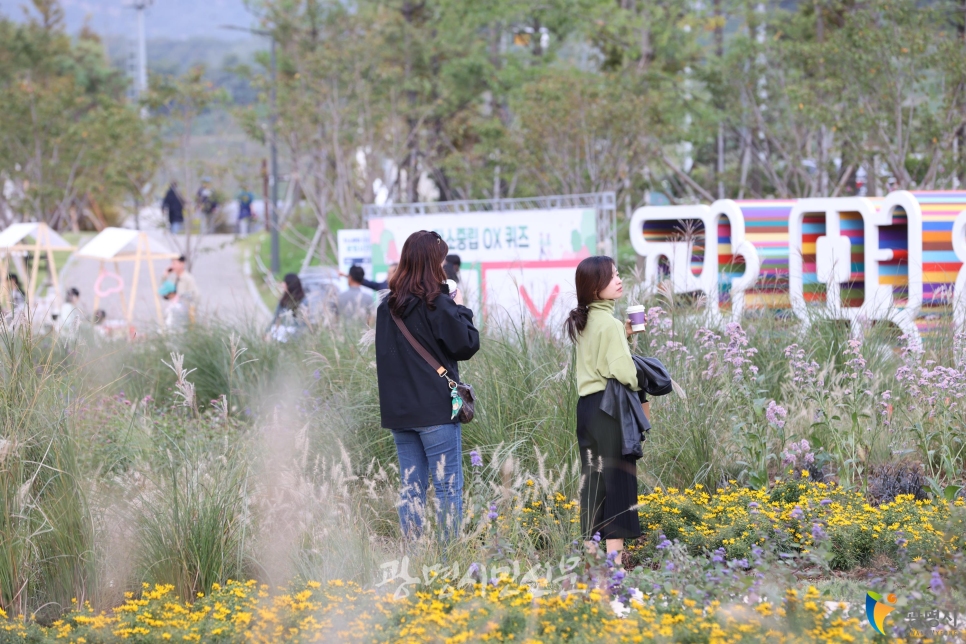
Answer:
[
  {"left": 269, "top": 37, "right": 280, "bottom": 274},
  {"left": 222, "top": 24, "right": 280, "bottom": 274}
]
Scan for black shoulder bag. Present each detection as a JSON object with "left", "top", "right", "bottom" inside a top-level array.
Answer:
[{"left": 391, "top": 313, "right": 476, "bottom": 423}]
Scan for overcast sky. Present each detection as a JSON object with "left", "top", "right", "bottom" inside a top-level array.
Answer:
[{"left": 2, "top": 0, "right": 256, "bottom": 39}]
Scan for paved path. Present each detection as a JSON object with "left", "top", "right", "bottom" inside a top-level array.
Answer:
[{"left": 61, "top": 233, "right": 270, "bottom": 330}]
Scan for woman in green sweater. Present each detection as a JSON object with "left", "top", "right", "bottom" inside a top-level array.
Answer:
[{"left": 564, "top": 256, "right": 643, "bottom": 559}]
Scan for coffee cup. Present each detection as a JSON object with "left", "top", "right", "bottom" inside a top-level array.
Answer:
[
  {"left": 627, "top": 305, "right": 646, "bottom": 332},
  {"left": 445, "top": 279, "right": 458, "bottom": 299}
]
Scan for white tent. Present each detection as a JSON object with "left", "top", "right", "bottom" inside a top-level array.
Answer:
[
  {"left": 76, "top": 228, "right": 179, "bottom": 325},
  {"left": 0, "top": 222, "right": 76, "bottom": 308}
]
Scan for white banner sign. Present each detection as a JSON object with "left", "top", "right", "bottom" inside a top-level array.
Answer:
[
  {"left": 337, "top": 229, "right": 373, "bottom": 284},
  {"left": 369, "top": 209, "right": 597, "bottom": 325}
]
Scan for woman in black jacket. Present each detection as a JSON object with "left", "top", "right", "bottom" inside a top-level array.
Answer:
[{"left": 375, "top": 230, "right": 480, "bottom": 540}]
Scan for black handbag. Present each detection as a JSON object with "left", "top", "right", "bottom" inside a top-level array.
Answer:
[
  {"left": 391, "top": 312, "right": 476, "bottom": 423},
  {"left": 635, "top": 356, "right": 674, "bottom": 397}
]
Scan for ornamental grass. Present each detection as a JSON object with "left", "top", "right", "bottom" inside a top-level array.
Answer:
[{"left": 3, "top": 285, "right": 966, "bottom": 641}]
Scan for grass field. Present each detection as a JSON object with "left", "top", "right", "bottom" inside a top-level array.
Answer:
[{"left": 1, "top": 290, "right": 965, "bottom": 641}]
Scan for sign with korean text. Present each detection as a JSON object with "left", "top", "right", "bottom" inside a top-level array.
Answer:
[
  {"left": 337, "top": 228, "right": 373, "bottom": 285},
  {"left": 368, "top": 209, "right": 597, "bottom": 325}
]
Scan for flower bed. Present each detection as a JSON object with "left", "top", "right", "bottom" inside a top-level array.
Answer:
[
  {"left": 3, "top": 477, "right": 965, "bottom": 642},
  {"left": 635, "top": 477, "right": 966, "bottom": 569},
  {"left": 0, "top": 579, "right": 910, "bottom": 643}
]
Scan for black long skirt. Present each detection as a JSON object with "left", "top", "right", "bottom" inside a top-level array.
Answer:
[{"left": 576, "top": 390, "right": 642, "bottom": 540}]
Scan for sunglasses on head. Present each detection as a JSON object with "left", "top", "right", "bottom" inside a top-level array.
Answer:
[{"left": 429, "top": 231, "right": 442, "bottom": 244}]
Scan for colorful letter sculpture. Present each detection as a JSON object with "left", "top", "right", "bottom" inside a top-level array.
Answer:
[{"left": 630, "top": 191, "right": 966, "bottom": 342}]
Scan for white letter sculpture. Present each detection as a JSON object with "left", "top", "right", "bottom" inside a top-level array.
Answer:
[
  {"left": 788, "top": 192, "right": 923, "bottom": 345},
  {"left": 629, "top": 200, "right": 761, "bottom": 325}
]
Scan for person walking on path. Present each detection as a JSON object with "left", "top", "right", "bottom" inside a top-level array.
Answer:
[
  {"left": 236, "top": 188, "right": 254, "bottom": 237},
  {"left": 565, "top": 256, "right": 645, "bottom": 560},
  {"left": 196, "top": 179, "right": 219, "bottom": 234},
  {"left": 162, "top": 182, "right": 185, "bottom": 234},
  {"left": 375, "top": 230, "right": 480, "bottom": 540}
]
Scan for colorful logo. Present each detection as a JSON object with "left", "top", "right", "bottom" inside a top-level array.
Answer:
[{"left": 866, "top": 591, "right": 897, "bottom": 634}]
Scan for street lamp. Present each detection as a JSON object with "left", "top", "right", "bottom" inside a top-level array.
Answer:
[
  {"left": 123, "top": 0, "right": 152, "bottom": 96},
  {"left": 221, "top": 24, "right": 280, "bottom": 274}
]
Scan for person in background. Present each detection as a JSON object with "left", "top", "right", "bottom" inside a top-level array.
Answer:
[
  {"left": 57, "top": 287, "right": 83, "bottom": 337},
  {"left": 5, "top": 274, "right": 26, "bottom": 322},
  {"left": 162, "top": 182, "right": 185, "bottom": 234},
  {"left": 443, "top": 254, "right": 461, "bottom": 283},
  {"left": 266, "top": 273, "right": 306, "bottom": 341},
  {"left": 92, "top": 309, "right": 109, "bottom": 339},
  {"left": 375, "top": 230, "right": 480, "bottom": 540},
  {"left": 565, "top": 255, "right": 645, "bottom": 562},
  {"left": 161, "top": 255, "right": 200, "bottom": 327},
  {"left": 236, "top": 187, "right": 254, "bottom": 237},
  {"left": 196, "top": 178, "right": 219, "bottom": 234},
  {"left": 338, "top": 265, "right": 373, "bottom": 321},
  {"left": 340, "top": 263, "right": 398, "bottom": 291}
]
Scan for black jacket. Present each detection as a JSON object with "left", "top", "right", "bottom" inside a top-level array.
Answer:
[
  {"left": 375, "top": 292, "right": 480, "bottom": 429},
  {"left": 162, "top": 188, "right": 184, "bottom": 223},
  {"left": 361, "top": 278, "right": 389, "bottom": 291},
  {"left": 600, "top": 379, "right": 651, "bottom": 460}
]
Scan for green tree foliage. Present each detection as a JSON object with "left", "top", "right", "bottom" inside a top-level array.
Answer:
[
  {"left": 0, "top": 1, "right": 160, "bottom": 228},
  {"left": 241, "top": 0, "right": 966, "bottom": 224}
]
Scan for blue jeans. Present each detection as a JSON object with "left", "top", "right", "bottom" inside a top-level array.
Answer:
[
  {"left": 170, "top": 221, "right": 184, "bottom": 234},
  {"left": 391, "top": 423, "right": 463, "bottom": 540}
]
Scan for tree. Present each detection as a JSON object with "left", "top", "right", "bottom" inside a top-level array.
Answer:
[{"left": 0, "top": 1, "right": 158, "bottom": 228}]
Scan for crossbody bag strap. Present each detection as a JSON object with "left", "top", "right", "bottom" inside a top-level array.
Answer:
[{"left": 391, "top": 312, "right": 451, "bottom": 381}]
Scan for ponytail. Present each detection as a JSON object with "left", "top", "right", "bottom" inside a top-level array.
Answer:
[
  {"left": 565, "top": 304, "right": 589, "bottom": 343},
  {"left": 564, "top": 256, "right": 616, "bottom": 344}
]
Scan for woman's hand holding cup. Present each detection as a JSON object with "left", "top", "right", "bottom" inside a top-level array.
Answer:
[{"left": 626, "top": 304, "right": 646, "bottom": 335}]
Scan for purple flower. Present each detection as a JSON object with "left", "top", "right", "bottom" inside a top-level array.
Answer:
[
  {"left": 470, "top": 450, "right": 483, "bottom": 467},
  {"left": 711, "top": 548, "right": 725, "bottom": 564},
  {"left": 820, "top": 498, "right": 832, "bottom": 506},
  {"left": 748, "top": 502, "right": 759, "bottom": 509},
  {"left": 612, "top": 569, "right": 626, "bottom": 582},
  {"left": 487, "top": 504, "right": 498, "bottom": 521},
  {"left": 665, "top": 561, "right": 675, "bottom": 571},
  {"left": 655, "top": 535, "right": 672, "bottom": 550},
  {"left": 592, "top": 532, "right": 602, "bottom": 543},
  {"left": 896, "top": 537, "right": 908, "bottom": 547},
  {"left": 811, "top": 522, "right": 827, "bottom": 541},
  {"left": 765, "top": 400, "right": 787, "bottom": 428},
  {"left": 313, "top": 369, "right": 321, "bottom": 380},
  {"left": 931, "top": 569, "right": 945, "bottom": 593},
  {"left": 735, "top": 559, "right": 748, "bottom": 568},
  {"left": 790, "top": 505, "right": 804, "bottom": 520}
]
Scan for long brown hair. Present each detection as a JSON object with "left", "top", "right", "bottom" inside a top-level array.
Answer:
[
  {"left": 388, "top": 230, "right": 449, "bottom": 316},
  {"left": 564, "top": 256, "right": 616, "bottom": 343}
]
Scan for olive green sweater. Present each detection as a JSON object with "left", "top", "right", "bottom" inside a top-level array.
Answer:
[{"left": 574, "top": 299, "right": 640, "bottom": 396}]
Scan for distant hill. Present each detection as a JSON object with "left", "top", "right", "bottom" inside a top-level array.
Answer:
[
  {"left": 1, "top": 0, "right": 258, "bottom": 40},
  {"left": 103, "top": 34, "right": 264, "bottom": 104}
]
